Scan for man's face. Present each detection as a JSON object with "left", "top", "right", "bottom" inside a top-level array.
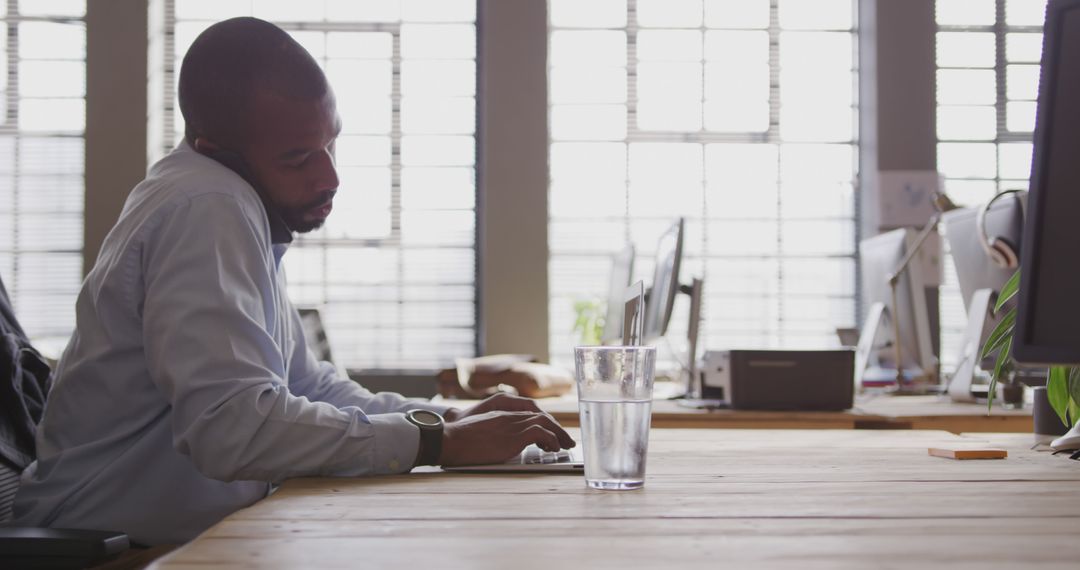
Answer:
[{"left": 240, "top": 90, "right": 342, "bottom": 234}]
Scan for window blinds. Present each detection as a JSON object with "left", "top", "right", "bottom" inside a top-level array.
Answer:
[
  {"left": 934, "top": 0, "right": 1045, "bottom": 371},
  {"left": 548, "top": 0, "right": 859, "bottom": 367},
  {"left": 151, "top": 0, "right": 478, "bottom": 371},
  {"left": 0, "top": 0, "right": 85, "bottom": 345}
]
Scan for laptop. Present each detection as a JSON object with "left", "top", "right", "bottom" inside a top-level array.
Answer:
[
  {"left": 443, "top": 444, "right": 583, "bottom": 473},
  {"left": 445, "top": 282, "right": 645, "bottom": 474}
]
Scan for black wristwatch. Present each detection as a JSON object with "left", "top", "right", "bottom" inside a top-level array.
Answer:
[{"left": 405, "top": 409, "right": 444, "bottom": 466}]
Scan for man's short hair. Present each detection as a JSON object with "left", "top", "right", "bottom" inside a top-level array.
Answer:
[{"left": 178, "top": 17, "right": 329, "bottom": 147}]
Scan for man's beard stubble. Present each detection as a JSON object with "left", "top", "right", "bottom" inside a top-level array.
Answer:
[{"left": 281, "top": 190, "right": 335, "bottom": 234}]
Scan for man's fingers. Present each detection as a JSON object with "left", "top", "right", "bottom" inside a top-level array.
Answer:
[
  {"left": 485, "top": 393, "right": 542, "bottom": 414},
  {"left": 452, "top": 394, "right": 548, "bottom": 423},
  {"left": 509, "top": 397, "right": 542, "bottom": 413},
  {"left": 539, "top": 411, "right": 576, "bottom": 448},
  {"left": 509, "top": 413, "right": 576, "bottom": 449},
  {"left": 519, "top": 424, "right": 560, "bottom": 453}
]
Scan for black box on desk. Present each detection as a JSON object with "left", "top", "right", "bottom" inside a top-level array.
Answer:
[{"left": 698, "top": 349, "right": 855, "bottom": 411}]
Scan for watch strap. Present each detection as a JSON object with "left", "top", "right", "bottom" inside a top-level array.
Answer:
[{"left": 406, "top": 410, "right": 444, "bottom": 466}]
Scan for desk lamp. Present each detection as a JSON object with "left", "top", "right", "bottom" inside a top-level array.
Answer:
[{"left": 885, "top": 190, "right": 958, "bottom": 394}]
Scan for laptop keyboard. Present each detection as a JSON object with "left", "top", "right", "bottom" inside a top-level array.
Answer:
[{"left": 519, "top": 445, "right": 575, "bottom": 465}]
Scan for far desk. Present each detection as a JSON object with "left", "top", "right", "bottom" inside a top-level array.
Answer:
[
  {"left": 531, "top": 393, "right": 1033, "bottom": 433},
  {"left": 155, "top": 429, "right": 1080, "bottom": 568}
]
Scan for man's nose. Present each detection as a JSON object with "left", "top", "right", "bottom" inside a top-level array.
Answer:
[{"left": 314, "top": 149, "right": 339, "bottom": 192}]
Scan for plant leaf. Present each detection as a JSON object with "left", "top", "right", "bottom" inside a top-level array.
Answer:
[
  {"left": 994, "top": 269, "right": 1022, "bottom": 314},
  {"left": 1068, "top": 367, "right": 1080, "bottom": 425},
  {"left": 995, "top": 337, "right": 1011, "bottom": 379},
  {"left": 980, "top": 308, "right": 1016, "bottom": 361},
  {"left": 1048, "top": 366, "right": 1072, "bottom": 426},
  {"left": 986, "top": 337, "right": 1012, "bottom": 412},
  {"left": 1069, "top": 399, "right": 1080, "bottom": 429}
]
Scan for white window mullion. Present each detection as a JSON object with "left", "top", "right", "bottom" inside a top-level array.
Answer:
[
  {"left": 0, "top": 1, "right": 86, "bottom": 345},
  {"left": 549, "top": 0, "right": 859, "bottom": 367}
]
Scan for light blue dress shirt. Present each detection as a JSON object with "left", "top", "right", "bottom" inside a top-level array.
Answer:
[{"left": 12, "top": 142, "right": 454, "bottom": 545}]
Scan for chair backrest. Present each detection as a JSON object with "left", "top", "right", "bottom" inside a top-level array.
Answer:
[
  {"left": 0, "top": 460, "right": 19, "bottom": 522},
  {"left": 0, "top": 274, "right": 53, "bottom": 523},
  {"left": 297, "top": 307, "right": 334, "bottom": 364}
]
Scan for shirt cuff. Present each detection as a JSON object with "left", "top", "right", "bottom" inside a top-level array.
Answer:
[{"left": 367, "top": 413, "right": 420, "bottom": 474}]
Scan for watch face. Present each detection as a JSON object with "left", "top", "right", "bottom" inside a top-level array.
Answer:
[{"left": 410, "top": 410, "right": 442, "bottom": 427}]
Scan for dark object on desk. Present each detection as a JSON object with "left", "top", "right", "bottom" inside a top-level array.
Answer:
[
  {"left": 436, "top": 354, "right": 574, "bottom": 399},
  {"left": 1014, "top": 0, "right": 1080, "bottom": 366},
  {"left": 1028, "top": 386, "right": 1071, "bottom": 444},
  {"left": 0, "top": 273, "right": 129, "bottom": 568},
  {"left": 1011, "top": 0, "right": 1080, "bottom": 454},
  {"left": 349, "top": 371, "right": 440, "bottom": 398},
  {"left": 0, "top": 528, "right": 130, "bottom": 569},
  {"left": 1033, "top": 386, "right": 1070, "bottom": 446},
  {"left": 698, "top": 349, "right": 855, "bottom": 410}
]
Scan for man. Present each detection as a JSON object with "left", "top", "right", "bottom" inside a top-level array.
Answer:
[{"left": 13, "top": 17, "right": 573, "bottom": 546}]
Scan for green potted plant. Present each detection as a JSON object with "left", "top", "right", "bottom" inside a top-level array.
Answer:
[
  {"left": 982, "top": 269, "right": 1080, "bottom": 424},
  {"left": 571, "top": 298, "right": 605, "bottom": 346}
]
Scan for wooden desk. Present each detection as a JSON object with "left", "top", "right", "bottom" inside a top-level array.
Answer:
[
  {"left": 534, "top": 393, "right": 1032, "bottom": 433},
  {"left": 156, "top": 429, "right": 1080, "bottom": 569}
]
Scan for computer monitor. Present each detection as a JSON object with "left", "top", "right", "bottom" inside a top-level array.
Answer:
[
  {"left": 942, "top": 196, "right": 1029, "bottom": 401},
  {"left": 601, "top": 244, "right": 635, "bottom": 344},
  {"left": 1014, "top": 0, "right": 1080, "bottom": 366},
  {"left": 942, "top": 194, "right": 1025, "bottom": 329},
  {"left": 643, "top": 218, "right": 684, "bottom": 341},
  {"left": 858, "top": 228, "right": 936, "bottom": 379}
]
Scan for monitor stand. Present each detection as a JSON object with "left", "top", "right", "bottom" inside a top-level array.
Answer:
[
  {"left": 854, "top": 302, "right": 888, "bottom": 391},
  {"left": 947, "top": 288, "right": 995, "bottom": 403},
  {"left": 683, "top": 277, "right": 703, "bottom": 399},
  {"left": 854, "top": 301, "right": 941, "bottom": 395},
  {"left": 669, "top": 277, "right": 710, "bottom": 406}
]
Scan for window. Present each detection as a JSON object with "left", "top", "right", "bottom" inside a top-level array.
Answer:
[
  {"left": 0, "top": 0, "right": 86, "bottom": 343},
  {"left": 548, "top": 0, "right": 858, "bottom": 366},
  {"left": 935, "top": 0, "right": 1046, "bottom": 369},
  {"left": 151, "top": 0, "right": 477, "bottom": 371}
]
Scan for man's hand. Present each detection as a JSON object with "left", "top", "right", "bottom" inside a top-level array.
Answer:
[
  {"left": 443, "top": 392, "right": 551, "bottom": 422},
  {"left": 438, "top": 409, "right": 576, "bottom": 467}
]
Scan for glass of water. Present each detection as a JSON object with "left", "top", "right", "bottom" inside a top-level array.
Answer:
[{"left": 573, "top": 345, "right": 656, "bottom": 490}]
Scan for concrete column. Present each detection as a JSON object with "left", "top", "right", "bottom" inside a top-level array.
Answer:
[
  {"left": 477, "top": 0, "right": 550, "bottom": 361},
  {"left": 84, "top": 0, "right": 149, "bottom": 273},
  {"left": 858, "top": 0, "right": 941, "bottom": 356},
  {"left": 859, "top": 0, "right": 938, "bottom": 236}
]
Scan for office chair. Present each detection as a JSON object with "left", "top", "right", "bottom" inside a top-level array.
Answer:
[
  {"left": 297, "top": 305, "right": 355, "bottom": 382},
  {"left": 297, "top": 306, "right": 334, "bottom": 364},
  {"left": 296, "top": 306, "right": 441, "bottom": 398},
  {"left": 0, "top": 275, "right": 129, "bottom": 569}
]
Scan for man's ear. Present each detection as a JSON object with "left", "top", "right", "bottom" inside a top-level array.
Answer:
[
  {"left": 192, "top": 136, "right": 223, "bottom": 156},
  {"left": 192, "top": 137, "right": 254, "bottom": 187},
  {"left": 192, "top": 136, "right": 244, "bottom": 171}
]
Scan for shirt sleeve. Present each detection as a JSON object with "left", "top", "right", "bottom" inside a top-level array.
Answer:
[
  {"left": 284, "top": 305, "right": 457, "bottom": 417},
  {"left": 141, "top": 192, "right": 420, "bottom": 482}
]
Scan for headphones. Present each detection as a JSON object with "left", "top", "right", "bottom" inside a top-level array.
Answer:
[{"left": 975, "top": 189, "right": 1027, "bottom": 269}]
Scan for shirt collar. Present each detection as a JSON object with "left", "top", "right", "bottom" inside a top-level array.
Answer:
[
  {"left": 180, "top": 140, "right": 294, "bottom": 245},
  {"left": 258, "top": 193, "right": 294, "bottom": 246}
]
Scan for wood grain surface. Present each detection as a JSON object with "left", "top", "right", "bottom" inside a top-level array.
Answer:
[{"left": 154, "top": 429, "right": 1080, "bottom": 569}]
